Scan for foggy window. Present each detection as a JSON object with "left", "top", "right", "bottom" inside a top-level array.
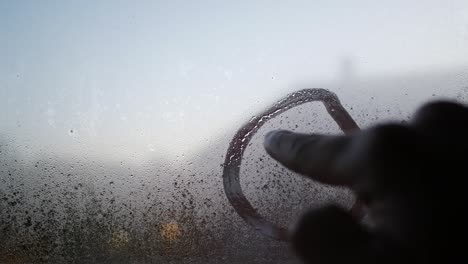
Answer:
[{"left": 1, "top": 1, "right": 468, "bottom": 263}]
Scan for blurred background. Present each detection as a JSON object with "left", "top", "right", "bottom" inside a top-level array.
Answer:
[{"left": 1, "top": 1, "right": 468, "bottom": 263}]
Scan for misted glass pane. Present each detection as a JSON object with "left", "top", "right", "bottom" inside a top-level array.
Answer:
[{"left": 1, "top": 1, "right": 468, "bottom": 263}]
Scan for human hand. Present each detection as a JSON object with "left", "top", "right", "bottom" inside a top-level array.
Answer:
[{"left": 264, "top": 101, "right": 468, "bottom": 264}]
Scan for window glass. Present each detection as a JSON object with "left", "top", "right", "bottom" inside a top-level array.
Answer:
[{"left": 1, "top": 1, "right": 468, "bottom": 263}]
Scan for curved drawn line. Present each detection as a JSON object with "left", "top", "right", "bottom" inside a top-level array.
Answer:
[{"left": 222, "top": 88, "right": 362, "bottom": 241}]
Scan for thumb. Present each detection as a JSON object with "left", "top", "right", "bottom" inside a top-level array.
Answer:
[{"left": 291, "top": 205, "right": 373, "bottom": 264}]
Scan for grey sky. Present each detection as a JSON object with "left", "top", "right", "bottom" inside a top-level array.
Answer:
[{"left": 1, "top": 0, "right": 468, "bottom": 160}]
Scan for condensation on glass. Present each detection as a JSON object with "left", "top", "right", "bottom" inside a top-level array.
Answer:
[{"left": 1, "top": 1, "right": 468, "bottom": 263}]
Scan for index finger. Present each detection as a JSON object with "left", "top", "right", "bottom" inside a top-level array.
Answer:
[{"left": 264, "top": 130, "right": 355, "bottom": 186}]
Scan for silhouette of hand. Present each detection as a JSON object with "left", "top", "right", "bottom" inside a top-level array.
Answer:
[{"left": 264, "top": 101, "right": 468, "bottom": 264}]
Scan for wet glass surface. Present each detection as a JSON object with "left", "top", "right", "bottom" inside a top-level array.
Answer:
[{"left": 1, "top": 1, "right": 468, "bottom": 263}]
